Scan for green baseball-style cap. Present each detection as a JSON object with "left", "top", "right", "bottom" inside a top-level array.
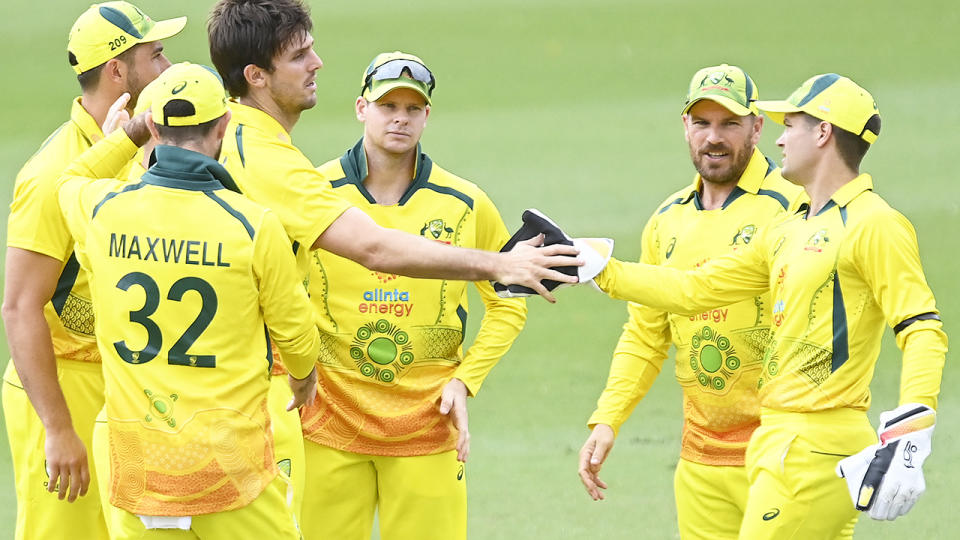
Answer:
[
  {"left": 360, "top": 51, "right": 435, "bottom": 105},
  {"left": 145, "top": 62, "right": 227, "bottom": 127},
  {"left": 68, "top": 1, "right": 186, "bottom": 75},
  {"left": 756, "top": 74, "right": 880, "bottom": 143},
  {"left": 682, "top": 64, "right": 759, "bottom": 116}
]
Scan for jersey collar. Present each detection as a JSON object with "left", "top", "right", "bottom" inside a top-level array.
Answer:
[
  {"left": 337, "top": 138, "right": 433, "bottom": 205},
  {"left": 71, "top": 97, "right": 105, "bottom": 146},
  {"left": 141, "top": 145, "right": 242, "bottom": 193},
  {"left": 829, "top": 173, "right": 874, "bottom": 207},
  {"left": 227, "top": 100, "right": 292, "bottom": 144}
]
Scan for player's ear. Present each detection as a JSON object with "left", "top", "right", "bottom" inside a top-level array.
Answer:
[
  {"left": 243, "top": 64, "right": 267, "bottom": 90},
  {"left": 144, "top": 112, "right": 160, "bottom": 142},
  {"left": 215, "top": 110, "right": 232, "bottom": 140},
  {"left": 749, "top": 114, "right": 763, "bottom": 145},
  {"left": 102, "top": 57, "right": 125, "bottom": 86},
  {"left": 355, "top": 96, "right": 368, "bottom": 122},
  {"left": 816, "top": 121, "right": 832, "bottom": 148},
  {"left": 681, "top": 114, "right": 692, "bottom": 143},
  {"left": 424, "top": 104, "right": 430, "bottom": 124}
]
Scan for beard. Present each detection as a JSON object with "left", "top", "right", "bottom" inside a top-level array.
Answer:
[{"left": 689, "top": 138, "right": 754, "bottom": 185}]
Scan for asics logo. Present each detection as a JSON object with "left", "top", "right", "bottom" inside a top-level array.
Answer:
[
  {"left": 903, "top": 441, "right": 918, "bottom": 468},
  {"left": 762, "top": 508, "right": 780, "bottom": 521}
]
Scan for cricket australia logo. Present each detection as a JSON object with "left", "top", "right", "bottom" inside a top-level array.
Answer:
[
  {"left": 689, "top": 326, "right": 740, "bottom": 391},
  {"left": 144, "top": 389, "right": 178, "bottom": 427},
  {"left": 420, "top": 218, "right": 454, "bottom": 242},
  {"left": 804, "top": 229, "right": 830, "bottom": 252},
  {"left": 350, "top": 319, "right": 414, "bottom": 383},
  {"left": 701, "top": 71, "right": 735, "bottom": 88},
  {"left": 731, "top": 224, "right": 756, "bottom": 246}
]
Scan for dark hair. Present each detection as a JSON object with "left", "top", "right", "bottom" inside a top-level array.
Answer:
[
  {"left": 71, "top": 45, "right": 138, "bottom": 92},
  {"left": 833, "top": 114, "right": 881, "bottom": 171},
  {"left": 208, "top": 0, "right": 313, "bottom": 97},
  {"left": 154, "top": 99, "right": 225, "bottom": 144},
  {"left": 797, "top": 112, "right": 881, "bottom": 172}
]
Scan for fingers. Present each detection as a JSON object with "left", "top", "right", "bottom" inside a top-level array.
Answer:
[
  {"left": 102, "top": 93, "right": 132, "bottom": 134},
  {"left": 439, "top": 392, "right": 453, "bottom": 415},
  {"left": 286, "top": 396, "right": 297, "bottom": 412},
  {"left": 79, "top": 461, "right": 90, "bottom": 498},
  {"left": 518, "top": 233, "right": 545, "bottom": 248},
  {"left": 67, "top": 461, "right": 83, "bottom": 502},
  {"left": 577, "top": 441, "right": 605, "bottom": 501},
  {"left": 537, "top": 266, "right": 579, "bottom": 283},
  {"left": 456, "top": 428, "right": 471, "bottom": 462},
  {"left": 537, "top": 243, "right": 582, "bottom": 258},
  {"left": 529, "top": 280, "right": 557, "bottom": 304}
]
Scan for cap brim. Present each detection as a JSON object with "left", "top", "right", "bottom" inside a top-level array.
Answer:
[
  {"left": 366, "top": 80, "right": 431, "bottom": 105},
  {"left": 682, "top": 96, "right": 754, "bottom": 117},
  {"left": 755, "top": 100, "right": 802, "bottom": 125},
  {"left": 141, "top": 16, "right": 187, "bottom": 44}
]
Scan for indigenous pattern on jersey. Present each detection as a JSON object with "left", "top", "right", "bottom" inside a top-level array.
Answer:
[
  {"left": 219, "top": 101, "right": 353, "bottom": 375},
  {"left": 58, "top": 143, "right": 321, "bottom": 516},
  {"left": 596, "top": 174, "right": 947, "bottom": 412},
  {"left": 5, "top": 98, "right": 133, "bottom": 367},
  {"left": 299, "top": 140, "right": 525, "bottom": 456},
  {"left": 589, "top": 150, "right": 802, "bottom": 465}
]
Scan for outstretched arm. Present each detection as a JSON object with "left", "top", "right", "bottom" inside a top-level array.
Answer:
[{"left": 315, "top": 207, "right": 581, "bottom": 303}]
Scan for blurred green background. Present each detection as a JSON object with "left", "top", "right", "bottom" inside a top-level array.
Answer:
[{"left": 0, "top": 0, "right": 956, "bottom": 538}]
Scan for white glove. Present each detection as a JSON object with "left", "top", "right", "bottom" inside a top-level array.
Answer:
[{"left": 836, "top": 403, "right": 936, "bottom": 521}]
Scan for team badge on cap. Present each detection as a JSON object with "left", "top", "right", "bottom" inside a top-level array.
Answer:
[{"left": 682, "top": 64, "right": 759, "bottom": 116}]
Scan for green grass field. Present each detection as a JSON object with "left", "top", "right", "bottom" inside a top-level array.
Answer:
[{"left": 1, "top": 0, "right": 957, "bottom": 538}]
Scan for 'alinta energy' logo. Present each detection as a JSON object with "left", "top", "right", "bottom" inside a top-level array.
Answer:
[
  {"left": 420, "top": 218, "right": 454, "bottom": 244},
  {"left": 351, "top": 318, "right": 414, "bottom": 384},
  {"left": 689, "top": 326, "right": 740, "bottom": 391}
]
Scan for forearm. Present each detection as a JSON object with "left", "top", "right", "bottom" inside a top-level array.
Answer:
[
  {"left": 2, "top": 307, "right": 74, "bottom": 433},
  {"left": 353, "top": 226, "right": 500, "bottom": 281},
  {"left": 454, "top": 299, "right": 527, "bottom": 395},
  {"left": 588, "top": 352, "right": 663, "bottom": 435},
  {"left": 898, "top": 324, "right": 948, "bottom": 409},
  {"left": 594, "top": 258, "right": 756, "bottom": 315},
  {"left": 61, "top": 127, "right": 139, "bottom": 181}
]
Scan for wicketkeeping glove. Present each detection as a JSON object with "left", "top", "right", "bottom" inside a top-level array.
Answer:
[
  {"left": 836, "top": 403, "right": 936, "bottom": 521},
  {"left": 493, "top": 209, "right": 613, "bottom": 298}
]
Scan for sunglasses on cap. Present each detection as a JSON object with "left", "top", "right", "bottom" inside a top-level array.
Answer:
[{"left": 362, "top": 59, "right": 436, "bottom": 97}]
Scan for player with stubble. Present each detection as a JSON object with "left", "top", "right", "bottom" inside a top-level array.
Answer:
[
  {"left": 205, "top": 0, "right": 580, "bottom": 523},
  {"left": 578, "top": 64, "right": 802, "bottom": 539}
]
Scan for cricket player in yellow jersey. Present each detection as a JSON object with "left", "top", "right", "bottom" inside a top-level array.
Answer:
[
  {"left": 578, "top": 64, "right": 802, "bottom": 540},
  {"left": 2, "top": 3, "right": 182, "bottom": 538},
  {"left": 54, "top": 62, "right": 321, "bottom": 539},
  {"left": 295, "top": 51, "right": 526, "bottom": 540},
  {"left": 588, "top": 74, "right": 947, "bottom": 538},
  {"left": 206, "top": 0, "right": 579, "bottom": 521}
]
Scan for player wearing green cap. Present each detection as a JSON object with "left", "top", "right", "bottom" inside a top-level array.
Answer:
[
  {"left": 2, "top": 3, "right": 183, "bottom": 538},
  {"left": 295, "top": 50, "right": 526, "bottom": 540},
  {"left": 56, "top": 61, "right": 318, "bottom": 540},
  {"left": 590, "top": 74, "right": 946, "bottom": 538},
  {"left": 577, "top": 64, "right": 801, "bottom": 539}
]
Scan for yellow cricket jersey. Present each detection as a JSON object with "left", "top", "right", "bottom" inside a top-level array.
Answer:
[
  {"left": 596, "top": 174, "right": 947, "bottom": 413},
  {"left": 299, "top": 140, "right": 526, "bottom": 456},
  {"left": 219, "top": 101, "right": 352, "bottom": 375},
  {"left": 4, "top": 98, "right": 132, "bottom": 370},
  {"left": 57, "top": 142, "right": 321, "bottom": 517},
  {"left": 588, "top": 150, "right": 803, "bottom": 465}
]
